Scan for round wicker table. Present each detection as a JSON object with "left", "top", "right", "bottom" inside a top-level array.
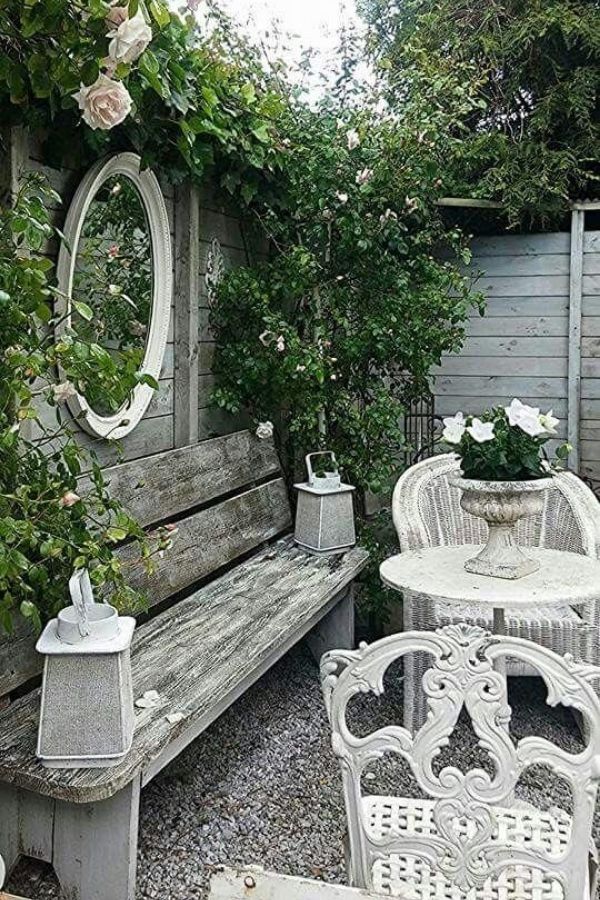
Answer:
[{"left": 380, "top": 545, "right": 600, "bottom": 677}]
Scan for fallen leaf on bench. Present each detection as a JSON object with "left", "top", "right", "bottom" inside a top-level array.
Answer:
[
  {"left": 165, "top": 712, "right": 186, "bottom": 724},
  {"left": 135, "top": 690, "right": 162, "bottom": 709}
]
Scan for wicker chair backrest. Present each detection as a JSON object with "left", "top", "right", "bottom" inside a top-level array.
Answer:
[{"left": 392, "top": 454, "right": 600, "bottom": 558}]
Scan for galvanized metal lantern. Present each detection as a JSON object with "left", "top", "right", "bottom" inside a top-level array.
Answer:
[
  {"left": 36, "top": 570, "right": 135, "bottom": 769},
  {"left": 294, "top": 451, "right": 356, "bottom": 555}
]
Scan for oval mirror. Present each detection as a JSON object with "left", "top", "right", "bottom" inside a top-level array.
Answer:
[{"left": 56, "top": 153, "right": 172, "bottom": 440}]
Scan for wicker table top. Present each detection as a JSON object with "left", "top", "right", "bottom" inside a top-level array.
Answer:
[{"left": 380, "top": 545, "right": 600, "bottom": 610}]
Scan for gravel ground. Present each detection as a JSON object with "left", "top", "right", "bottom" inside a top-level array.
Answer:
[{"left": 7, "top": 643, "right": 599, "bottom": 899}]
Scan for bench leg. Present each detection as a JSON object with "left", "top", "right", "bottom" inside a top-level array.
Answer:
[
  {"left": 53, "top": 776, "right": 141, "bottom": 900},
  {"left": 306, "top": 587, "right": 355, "bottom": 663},
  {"left": 0, "top": 783, "right": 54, "bottom": 877}
]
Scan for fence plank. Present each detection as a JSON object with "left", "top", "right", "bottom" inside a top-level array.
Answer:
[
  {"left": 470, "top": 233, "right": 570, "bottom": 257},
  {"left": 174, "top": 181, "right": 200, "bottom": 447},
  {"left": 435, "top": 357, "right": 566, "bottom": 377},
  {"left": 466, "top": 254, "right": 570, "bottom": 277},
  {"left": 467, "top": 315, "right": 567, "bottom": 337},
  {"left": 452, "top": 336, "right": 567, "bottom": 358},
  {"left": 434, "top": 376, "right": 567, "bottom": 399}
]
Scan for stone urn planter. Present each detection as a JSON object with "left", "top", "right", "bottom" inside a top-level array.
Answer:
[{"left": 449, "top": 475, "right": 552, "bottom": 580}]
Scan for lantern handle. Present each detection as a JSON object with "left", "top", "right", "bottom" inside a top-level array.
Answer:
[
  {"left": 69, "top": 569, "right": 95, "bottom": 638},
  {"left": 306, "top": 451, "right": 338, "bottom": 486}
]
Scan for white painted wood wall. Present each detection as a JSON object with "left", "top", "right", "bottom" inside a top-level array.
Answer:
[{"left": 433, "top": 225, "right": 600, "bottom": 483}]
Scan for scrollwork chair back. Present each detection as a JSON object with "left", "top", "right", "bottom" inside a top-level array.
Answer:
[{"left": 321, "top": 624, "right": 600, "bottom": 899}]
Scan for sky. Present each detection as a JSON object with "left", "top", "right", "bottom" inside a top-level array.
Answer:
[{"left": 215, "top": 0, "right": 361, "bottom": 76}]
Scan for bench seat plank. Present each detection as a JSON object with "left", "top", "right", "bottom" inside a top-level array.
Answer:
[{"left": 0, "top": 538, "right": 368, "bottom": 804}]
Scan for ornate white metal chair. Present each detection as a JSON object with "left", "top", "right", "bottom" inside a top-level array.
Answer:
[
  {"left": 392, "top": 454, "right": 600, "bottom": 731},
  {"left": 321, "top": 624, "right": 600, "bottom": 900}
]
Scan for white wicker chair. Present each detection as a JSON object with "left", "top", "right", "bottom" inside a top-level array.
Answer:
[
  {"left": 392, "top": 454, "right": 600, "bottom": 732},
  {"left": 321, "top": 624, "right": 600, "bottom": 900}
]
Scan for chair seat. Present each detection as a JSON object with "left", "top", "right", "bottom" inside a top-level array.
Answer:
[{"left": 364, "top": 795, "right": 572, "bottom": 899}]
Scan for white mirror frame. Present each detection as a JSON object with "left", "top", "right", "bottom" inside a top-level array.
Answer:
[{"left": 56, "top": 152, "right": 172, "bottom": 440}]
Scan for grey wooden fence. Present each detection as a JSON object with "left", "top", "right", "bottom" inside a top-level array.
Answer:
[{"left": 433, "top": 220, "right": 600, "bottom": 484}]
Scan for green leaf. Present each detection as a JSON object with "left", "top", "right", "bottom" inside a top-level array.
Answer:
[
  {"left": 73, "top": 300, "right": 94, "bottom": 321},
  {"left": 137, "top": 372, "right": 160, "bottom": 389},
  {"left": 149, "top": 0, "right": 170, "bottom": 27},
  {"left": 20, "top": 600, "right": 42, "bottom": 633},
  {"left": 251, "top": 124, "right": 271, "bottom": 144},
  {"left": 107, "top": 526, "right": 128, "bottom": 543}
]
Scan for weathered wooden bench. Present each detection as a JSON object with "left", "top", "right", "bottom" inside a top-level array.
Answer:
[{"left": 0, "top": 430, "right": 368, "bottom": 900}]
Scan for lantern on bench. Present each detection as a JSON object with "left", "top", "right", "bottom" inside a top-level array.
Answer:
[
  {"left": 36, "top": 570, "right": 136, "bottom": 769},
  {"left": 294, "top": 451, "right": 356, "bottom": 555}
]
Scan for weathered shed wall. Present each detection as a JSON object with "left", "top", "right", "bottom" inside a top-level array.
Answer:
[{"left": 11, "top": 129, "right": 255, "bottom": 465}]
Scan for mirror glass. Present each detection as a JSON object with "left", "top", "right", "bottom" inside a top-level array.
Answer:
[{"left": 71, "top": 174, "right": 153, "bottom": 416}]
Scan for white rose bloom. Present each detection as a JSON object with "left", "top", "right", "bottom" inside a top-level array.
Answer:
[
  {"left": 256, "top": 421, "right": 274, "bottom": 440},
  {"left": 73, "top": 74, "right": 132, "bottom": 131},
  {"left": 442, "top": 412, "right": 466, "bottom": 445},
  {"left": 355, "top": 167, "right": 373, "bottom": 186},
  {"left": 467, "top": 418, "right": 495, "bottom": 443},
  {"left": 346, "top": 129, "right": 360, "bottom": 150},
  {"left": 336, "top": 192, "right": 349, "bottom": 204},
  {"left": 107, "top": 8, "right": 153, "bottom": 65},
  {"left": 105, "top": 2, "right": 129, "bottom": 29}
]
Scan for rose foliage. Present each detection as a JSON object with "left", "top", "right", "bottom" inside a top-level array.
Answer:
[
  {"left": 0, "top": 0, "right": 285, "bottom": 203},
  {"left": 0, "top": 176, "right": 175, "bottom": 634},
  {"left": 210, "top": 64, "right": 485, "bottom": 623}
]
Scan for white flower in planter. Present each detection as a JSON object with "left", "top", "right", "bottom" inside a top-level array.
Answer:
[
  {"left": 467, "top": 418, "right": 495, "bottom": 443},
  {"left": 107, "top": 7, "right": 152, "bottom": 65},
  {"left": 336, "top": 192, "right": 349, "bottom": 204},
  {"left": 442, "top": 412, "right": 466, "bottom": 444},
  {"left": 73, "top": 74, "right": 132, "bottom": 131},
  {"left": 505, "top": 398, "right": 546, "bottom": 437},
  {"left": 256, "top": 421, "right": 274, "bottom": 440}
]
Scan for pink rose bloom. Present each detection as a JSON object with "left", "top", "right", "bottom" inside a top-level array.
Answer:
[
  {"left": 107, "top": 8, "right": 152, "bottom": 65},
  {"left": 73, "top": 74, "right": 132, "bottom": 131},
  {"left": 60, "top": 491, "right": 81, "bottom": 508},
  {"left": 108, "top": 244, "right": 120, "bottom": 259}
]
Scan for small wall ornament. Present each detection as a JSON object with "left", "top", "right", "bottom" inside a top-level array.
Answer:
[
  {"left": 294, "top": 451, "right": 356, "bottom": 555},
  {"left": 36, "top": 570, "right": 135, "bottom": 769}
]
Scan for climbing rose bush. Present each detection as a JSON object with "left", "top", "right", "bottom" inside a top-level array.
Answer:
[{"left": 0, "top": 177, "right": 171, "bottom": 634}]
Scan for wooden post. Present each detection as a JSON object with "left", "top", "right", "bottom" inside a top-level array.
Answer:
[
  {"left": 568, "top": 209, "right": 585, "bottom": 472},
  {"left": 174, "top": 180, "right": 200, "bottom": 447},
  {"left": 0, "top": 126, "right": 27, "bottom": 208}
]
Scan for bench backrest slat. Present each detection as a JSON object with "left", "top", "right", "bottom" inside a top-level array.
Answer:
[
  {"left": 88, "top": 430, "right": 282, "bottom": 529},
  {"left": 119, "top": 478, "right": 292, "bottom": 608},
  {"left": 0, "top": 431, "right": 291, "bottom": 698}
]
